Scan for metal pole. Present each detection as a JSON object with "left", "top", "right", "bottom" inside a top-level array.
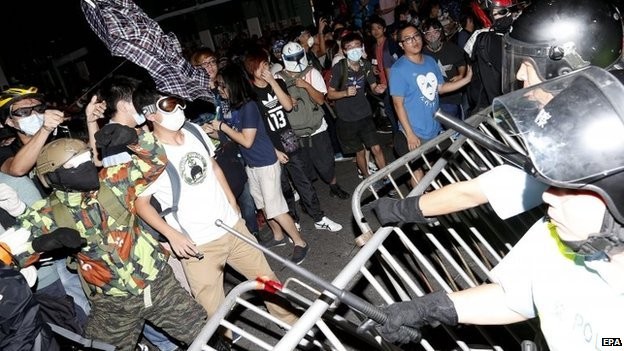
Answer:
[{"left": 215, "top": 220, "right": 421, "bottom": 342}]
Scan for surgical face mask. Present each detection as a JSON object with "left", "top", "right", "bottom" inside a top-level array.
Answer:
[
  {"left": 346, "top": 47, "right": 364, "bottom": 62},
  {"left": 133, "top": 112, "right": 146, "bottom": 126},
  {"left": 157, "top": 109, "right": 186, "bottom": 131},
  {"left": 307, "top": 36, "right": 315, "bottom": 48},
  {"left": 16, "top": 113, "right": 44, "bottom": 136}
]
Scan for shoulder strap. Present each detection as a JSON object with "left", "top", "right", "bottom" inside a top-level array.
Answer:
[
  {"left": 182, "top": 121, "right": 212, "bottom": 156},
  {"left": 158, "top": 122, "right": 212, "bottom": 238},
  {"left": 47, "top": 323, "right": 115, "bottom": 351},
  {"left": 49, "top": 194, "right": 76, "bottom": 231},
  {"left": 49, "top": 194, "right": 95, "bottom": 298},
  {"left": 97, "top": 185, "right": 131, "bottom": 229},
  {"left": 339, "top": 58, "right": 349, "bottom": 91}
]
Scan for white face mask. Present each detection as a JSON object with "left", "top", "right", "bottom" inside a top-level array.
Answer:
[
  {"left": 157, "top": 109, "right": 186, "bottom": 131},
  {"left": 307, "top": 36, "right": 315, "bottom": 48},
  {"left": 17, "top": 113, "right": 44, "bottom": 136},
  {"left": 133, "top": 112, "right": 146, "bottom": 126},
  {"left": 346, "top": 47, "right": 364, "bottom": 62}
]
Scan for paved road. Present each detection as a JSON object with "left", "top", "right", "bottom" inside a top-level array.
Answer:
[{"left": 223, "top": 131, "right": 397, "bottom": 351}]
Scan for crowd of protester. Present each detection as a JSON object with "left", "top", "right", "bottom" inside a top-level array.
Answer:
[{"left": 0, "top": 0, "right": 534, "bottom": 350}]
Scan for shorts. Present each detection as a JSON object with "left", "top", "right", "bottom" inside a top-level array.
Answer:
[
  {"left": 246, "top": 160, "right": 289, "bottom": 219},
  {"left": 336, "top": 116, "right": 381, "bottom": 154},
  {"left": 393, "top": 131, "right": 433, "bottom": 157}
]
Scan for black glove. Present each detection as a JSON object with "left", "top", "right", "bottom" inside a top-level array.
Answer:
[
  {"left": 363, "top": 195, "right": 432, "bottom": 226},
  {"left": 376, "top": 291, "right": 458, "bottom": 345},
  {"left": 95, "top": 124, "right": 138, "bottom": 150},
  {"left": 32, "top": 228, "right": 86, "bottom": 252}
]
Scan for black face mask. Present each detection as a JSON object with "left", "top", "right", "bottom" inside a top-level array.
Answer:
[
  {"left": 49, "top": 163, "right": 100, "bottom": 192},
  {"left": 493, "top": 15, "right": 513, "bottom": 33}
]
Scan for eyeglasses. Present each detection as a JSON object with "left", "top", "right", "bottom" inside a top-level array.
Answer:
[
  {"left": 142, "top": 96, "right": 186, "bottom": 115},
  {"left": 422, "top": 29, "right": 441, "bottom": 37},
  {"left": 11, "top": 103, "right": 46, "bottom": 117},
  {"left": 401, "top": 33, "right": 422, "bottom": 44},
  {"left": 199, "top": 58, "right": 218, "bottom": 68}
]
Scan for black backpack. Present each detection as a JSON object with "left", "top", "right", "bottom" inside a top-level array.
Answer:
[
  {"left": 0, "top": 265, "right": 60, "bottom": 351},
  {"left": 467, "top": 31, "right": 504, "bottom": 114}
]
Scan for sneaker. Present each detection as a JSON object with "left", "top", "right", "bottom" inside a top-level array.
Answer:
[
  {"left": 295, "top": 222, "right": 301, "bottom": 232},
  {"left": 291, "top": 243, "right": 309, "bottom": 265},
  {"left": 334, "top": 153, "right": 353, "bottom": 162},
  {"left": 368, "top": 161, "right": 379, "bottom": 172},
  {"left": 329, "top": 184, "right": 350, "bottom": 199},
  {"left": 261, "top": 237, "right": 287, "bottom": 248},
  {"left": 314, "top": 216, "right": 343, "bottom": 232}
]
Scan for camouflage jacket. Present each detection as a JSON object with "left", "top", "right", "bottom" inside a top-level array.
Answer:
[{"left": 17, "top": 132, "right": 169, "bottom": 297}]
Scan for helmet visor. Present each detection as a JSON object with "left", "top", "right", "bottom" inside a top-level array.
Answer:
[
  {"left": 493, "top": 66, "right": 624, "bottom": 186},
  {"left": 502, "top": 33, "right": 592, "bottom": 93},
  {"left": 283, "top": 50, "right": 305, "bottom": 63}
]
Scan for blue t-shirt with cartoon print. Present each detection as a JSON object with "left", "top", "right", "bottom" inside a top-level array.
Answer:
[{"left": 389, "top": 55, "right": 444, "bottom": 140}]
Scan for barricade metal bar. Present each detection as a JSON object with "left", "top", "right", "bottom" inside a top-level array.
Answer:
[{"left": 188, "top": 280, "right": 260, "bottom": 351}]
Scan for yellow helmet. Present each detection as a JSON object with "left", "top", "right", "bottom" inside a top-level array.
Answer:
[
  {"left": 36, "top": 138, "right": 91, "bottom": 188},
  {"left": 0, "top": 87, "right": 44, "bottom": 121}
]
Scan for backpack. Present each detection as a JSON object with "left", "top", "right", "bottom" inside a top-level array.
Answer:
[
  {"left": 277, "top": 67, "right": 324, "bottom": 137},
  {"left": 335, "top": 58, "right": 373, "bottom": 92},
  {"left": 467, "top": 31, "right": 504, "bottom": 114}
]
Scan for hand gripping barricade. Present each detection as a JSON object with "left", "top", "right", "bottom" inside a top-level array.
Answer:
[{"left": 188, "top": 103, "right": 543, "bottom": 351}]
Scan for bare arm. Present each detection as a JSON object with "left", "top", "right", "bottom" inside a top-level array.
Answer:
[
  {"left": 327, "top": 86, "right": 355, "bottom": 100},
  {"left": 439, "top": 65, "right": 472, "bottom": 95},
  {"left": 393, "top": 95, "right": 422, "bottom": 150},
  {"left": 214, "top": 121, "right": 257, "bottom": 149},
  {"left": 85, "top": 95, "right": 107, "bottom": 167},
  {"left": 135, "top": 195, "right": 199, "bottom": 259},
  {"left": 263, "top": 71, "right": 293, "bottom": 111},
  {"left": 449, "top": 284, "right": 529, "bottom": 325},
  {"left": 296, "top": 78, "right": 326, "bottom": 105},
  {"left": 419, "top": 178, "right": 488, "bottom": 217},
  {"left": 1, "top": 110, "right": 63, "bottom": 176}
]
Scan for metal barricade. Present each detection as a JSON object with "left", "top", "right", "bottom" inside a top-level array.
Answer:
[
  {"left": 190, "top": 109, "right": 542, "bottom": 350},
  {"left": 275, "top": 109, "right": 542, "bottom": 350}
]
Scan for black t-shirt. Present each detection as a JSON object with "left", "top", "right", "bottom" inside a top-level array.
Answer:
[
  {"left": 251, "top": 79, "right": 300, "bottom": 155},
  {"left": 423, "top": 41, "right": 467, "bottom": 105},
  {"left": 329, "top": 59, "right": 377, "bottom": 122}
]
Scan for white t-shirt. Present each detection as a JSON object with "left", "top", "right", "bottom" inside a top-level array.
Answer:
[
  {"left": 477, "top": 165, "right": 548, "bottom": 219},
  {"left": 141, "top": 124, "right": 239, "bottom": 245},
  {"left": 490, "top": 218, "right": 624, "bottom": 350}
]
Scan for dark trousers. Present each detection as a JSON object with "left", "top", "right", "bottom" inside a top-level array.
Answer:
[
  {"left": 298, "top": 131, "right": 336, "bottom": 185},
  {"left": 383, "top": 92, "right": 399, "bottom": 133},
  {"left": 237, "top": 181, "right": 258, "bottom": 234},
  {"left": 281, "top": 152, "right": 324, "bottom": 223}
]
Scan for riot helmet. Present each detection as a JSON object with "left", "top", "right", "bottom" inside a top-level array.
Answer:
[
  {"left": 282, "top": 42, "right": 308, "bottom": 73},
  {"left": 502, "top": 0, "right": 623, "bottom": 92},
  {"left": 36, "top": 138, "right": 100, "bottom": 192},
  {"left": 493, "top": 66, "right": 624, "bottom": 224},
  {"left": 491, "top": 66, "right": 624, "bottom": 255}
]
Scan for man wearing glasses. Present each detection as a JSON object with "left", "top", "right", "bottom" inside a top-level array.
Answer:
[
  {"left": 389, "top": 23, "right": 471, "bottom": 183},
  {"left": 0, "top": 87, "right": 64, "bottom": 179}
]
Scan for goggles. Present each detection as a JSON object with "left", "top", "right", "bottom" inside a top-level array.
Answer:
[
  {"left": 142, "top": 96, "right": 186, "bottom": 115},
  {"left": 11, "top": 103, "right": 46, "bottom": 117},
  {"left": 62, "top": 151, "right": 92, "bottom": 169},
  {"left": 283, "top": 50, "right": 305, "bottom": 63}
]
